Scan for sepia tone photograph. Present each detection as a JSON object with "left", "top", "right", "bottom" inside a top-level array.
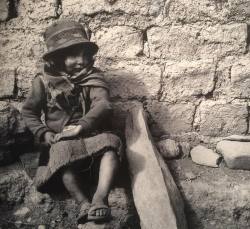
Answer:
[{"left": 0, "top": 0, "right": 250, "bottom": 228}]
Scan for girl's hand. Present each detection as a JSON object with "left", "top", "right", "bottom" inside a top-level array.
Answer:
[
  {"left": 44, "top": 132, "right": 55, "bottom": 145},
  {"left": 53, "top": 125, "right": 83, "bottom": 143}
]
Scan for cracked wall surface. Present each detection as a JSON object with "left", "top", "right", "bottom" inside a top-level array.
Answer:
[{"left": 0, "top": 0, "right": 250, "bottom": 145}]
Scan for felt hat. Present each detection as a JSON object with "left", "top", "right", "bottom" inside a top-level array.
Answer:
[{"left": 42, "top": 20, "right": 98, "bottom": 60}]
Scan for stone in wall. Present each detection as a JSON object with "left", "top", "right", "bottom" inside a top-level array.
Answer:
[
  {"left": 0, "top": 68, "right": 15, "bottom": 99},
  {"left": 160, "top": 59, "right": 216, "bottom": 103},
  {"left": 146, "top": 101, "right": 196, "bottom": 136},
  {"left": 194, "top": 101, "right": 248, "bottom": 137},
  {"left": 83, "top": 11, "right": 153, "bottom": 31},
  {"left": 0, "top": 33, "right": 44, "bottom": 68},
  {"left": 0, "top": 0, "right": 9, "bottom": 21},
  {"left": 213, "top": 56, "right": 234, "bottom": 100},
  {"left": 230, "top": 57, "right": 250, "bottom": 98},
  {"left": 96, "top": 60, "right": 161, "bottom": 99},
  {"left": 165, "top": 0, "right": 250, "bottom": 23},
  {"left": 147, "top": 23, "right": 247, "bottom": 60},
  {"left": 214, "top": 56, "right": 250, "bottom": 100},
  {"left": 62, "top": 0, "right": 165, "bottom": 17},
  {"left": 94, "top": 26, "right": 143, "bottom": 59},
  {"left": 16, "top": 67, "right": 38, "bottom": 98},
  {"left": 18, "top": 0, "right": 58, "bottom": 20}
]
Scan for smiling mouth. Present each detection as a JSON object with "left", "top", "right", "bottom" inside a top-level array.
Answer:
[{"left": 72, "top": 67, "right": 84, "bottom": 72}]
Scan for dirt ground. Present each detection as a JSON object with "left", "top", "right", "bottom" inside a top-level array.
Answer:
[
  {"left": 1, "top": 150, "right": 250, "bottom": 229},
  {"left": 0, "top": 152, "right": 140, "bottom": 229},
  {"left": 168, "top": 158, "right": 250, "bottom": 229}
]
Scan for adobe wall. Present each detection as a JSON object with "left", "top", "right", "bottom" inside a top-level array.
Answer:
[{"left": 1, "top": 0, "right": 250, "bottom": 143}]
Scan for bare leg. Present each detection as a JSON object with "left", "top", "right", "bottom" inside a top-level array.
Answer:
[
  {"left": 62, "top": 168, "right": 89, "bottom": 204},
  {"left": 90, "top": 151, "right": 119, "bottom": 217}
]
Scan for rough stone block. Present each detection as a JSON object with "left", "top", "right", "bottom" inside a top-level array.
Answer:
[
  {"left": 63, "top": 0, "right": 165, "bottom": 17},
  {"left": 18, "top": 0, "right": 57, "bottom": 20},
  {"left": 212, "top": 57, "right": 234, "bottom": 99},
  {"left": 217, "top": 140, "right": 250, "bottom": 170},
  {"left": 194, "top": 101, "right": 248, "bottom": 137},
  {"left": 165, "top": 0, "right": 250, "bottom": 23},
  {"left": 0, "top": 101, "right": 9, "bottom": 111},
  {"left": 0, "top": 34, "right": 44, "bottom": 67},
  {"left": 147, "top": 23, "right": 247, "bottom": 60},
  {"left": 16, "top": 67, "right": 37, "bottom": 98},
  {"left": 0, "top": 68, "right": 15, "bottom": 98},
  {"left": 94, "top": 26, "right": 143, "bottom": 59},
  {"left": 0, "top": 0, "right": 9, "bottom": 21},
  {"left": 214, "top": 56, "right": 250, "bottom": 99},
  {"left": 230, "top": 57, "right": 250, "bottom": 98},
  {"left": 97, "top": 60, "right": 161, "bottom": 98},
  {"left": 190, "top": 145, "right": 221, "bottom": 168},
  {"left": 156, "top": 139, "right": 180, "bottom": 159},
  {"left": 146, "top": 101, "right": 196, "bottom": 136},
  {"left": 160, "top": 60, "right": 216, "bottom": 102},
  {"left": 228, "top": 0, "right": 250, "bottom": 20}
]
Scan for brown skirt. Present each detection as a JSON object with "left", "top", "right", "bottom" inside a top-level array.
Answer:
[{"left": 33, "top": 132, "right": 123, "bottom": 193}]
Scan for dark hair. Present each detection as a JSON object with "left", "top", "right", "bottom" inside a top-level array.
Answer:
[{"left": 44, "top": 44, "right": 95, "bottom": 73}]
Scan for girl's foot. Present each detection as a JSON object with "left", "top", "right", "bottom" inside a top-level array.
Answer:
[{"left": 88, "top": 195, "right": 111, "bottom": 222}]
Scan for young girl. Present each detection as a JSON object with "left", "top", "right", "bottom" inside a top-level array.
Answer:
[{"left": 22, "top": 20, "right": 122, "bottom": 224}]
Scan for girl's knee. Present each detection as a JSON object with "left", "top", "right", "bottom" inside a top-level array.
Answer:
[
  {"left": 103, "top": 150, "right": 118, "bottom": 161},
  {"left": 62, "top": 168, "right": 76, "bottom": 184},
  {"left": 102, "top": 150, "right": 120, "bottom": 168}
]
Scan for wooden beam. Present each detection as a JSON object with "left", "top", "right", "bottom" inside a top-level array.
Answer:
[{"left": 125, "top": 103, "right": 188, "bottom": 229}]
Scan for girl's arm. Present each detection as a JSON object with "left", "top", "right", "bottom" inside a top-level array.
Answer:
[
  {"left": 22, "top": 76, "right": 51, "bottom": 142},
  {"left": 53, "top": 86, "right": 112, "bottom": 142},
  {"left": 77, "top": 86, "right": 112, "bottom": 133}
]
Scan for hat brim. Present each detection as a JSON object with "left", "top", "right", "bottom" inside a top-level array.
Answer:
[{"left": 42, "top": 39, "right": 99, "bottom": 60}]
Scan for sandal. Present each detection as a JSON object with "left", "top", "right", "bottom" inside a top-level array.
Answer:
[{"left": 87, "top": 203, "right": 111, "bottom": 222}]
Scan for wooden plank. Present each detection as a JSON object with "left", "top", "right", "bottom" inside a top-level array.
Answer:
[{"left": 125, "top": 103, "right": 188, "bottom": 229}]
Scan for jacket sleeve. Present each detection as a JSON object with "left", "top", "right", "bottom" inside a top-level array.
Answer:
[
  {"left": 77, "top": 86, "right": 112, "bottom": 132},
  {"left": 21, "top": 76, "right": 51, "bottom": 141}
]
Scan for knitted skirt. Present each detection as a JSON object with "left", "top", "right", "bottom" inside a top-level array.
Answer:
[{"left": 33, "top": 132, "right": 123, "bottom": 193}]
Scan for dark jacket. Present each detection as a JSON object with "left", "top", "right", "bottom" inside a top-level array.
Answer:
[{"left": 22, "top": 69, "right": 112, "bottom": 142}]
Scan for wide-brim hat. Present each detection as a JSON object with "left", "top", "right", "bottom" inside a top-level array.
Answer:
[{"left": 42, "top": 20, "right": 98, "bottom": 60}]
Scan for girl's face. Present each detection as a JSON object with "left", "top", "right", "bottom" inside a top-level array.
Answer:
[{"left": 63, "top": 45, "right": 92, "bottom": 75}]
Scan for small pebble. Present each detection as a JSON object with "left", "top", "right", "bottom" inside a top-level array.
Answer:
[
  {"left": 191, "top": 145, "right": 221, "bottom": 167},
  {"left": 157, "top": 139, "right": 180, "bottom": 159},
  {"left": 27, "top": 217, "right": 32, "bottom": 223},
  {"left": 185, "top": 172, "right": 197, "bottom": 181},
  {"left": 14, "top": 207, "right": 30, "bottom": 216}
]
